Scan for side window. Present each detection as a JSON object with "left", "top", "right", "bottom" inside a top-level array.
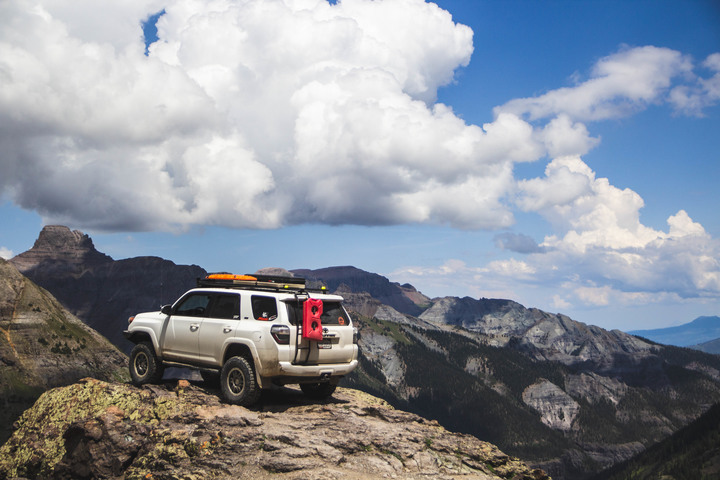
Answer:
[
  {"left": 251, "top": 295, "right": 278, "bottom": 321},
  {"left": 208, "top": 294, "right": 240, "bottom": 319},
  {"left": 174, "top": 294, "right": 212, "bottom": 317}
]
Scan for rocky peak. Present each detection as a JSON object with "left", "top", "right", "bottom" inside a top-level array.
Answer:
[
  {"left": 10, "top": 225, "right": 111, "bottom": 274},
  {"left": 0, "top": 379, "right": 550, "bottom": 480}
]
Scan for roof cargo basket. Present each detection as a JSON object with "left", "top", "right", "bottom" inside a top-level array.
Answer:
[{"left": 196, "top": 273, "right": 326, "bottom": 292}]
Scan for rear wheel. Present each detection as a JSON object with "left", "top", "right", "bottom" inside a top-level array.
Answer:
[
  {"left": 129, "top": 342, "right": 164, "bottom": 386},
  {"left": 220, "top": 356, "right": 261, "bottom": 406},
  {"left": 300, "top": 382, "right": 336, "bottom": 400}
]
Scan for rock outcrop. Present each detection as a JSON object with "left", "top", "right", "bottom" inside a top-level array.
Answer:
[
  {"left": 522, "top": 381, "right": 579, "bottom": 432},
  {"left": 0, "top": 258, "right": 128, "bottom": 444},
  {"left": 0, "top": 379, "right": 549, "bottom": 480}
]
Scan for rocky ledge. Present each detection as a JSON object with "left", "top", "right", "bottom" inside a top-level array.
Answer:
[{"left": 0, "top": 379, "right": 549, "bottom": 480}]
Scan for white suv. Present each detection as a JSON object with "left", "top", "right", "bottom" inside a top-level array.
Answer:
[{"left": 123, "top": 274, "right": 359, "bottom": 405}]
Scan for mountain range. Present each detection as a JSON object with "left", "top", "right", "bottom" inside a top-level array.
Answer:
[
  {"left": 629, "top": 316, "right": 720, "bottom": 347},
  {"left": 7, "top": 225, "right": 720, "bottom": 479}
]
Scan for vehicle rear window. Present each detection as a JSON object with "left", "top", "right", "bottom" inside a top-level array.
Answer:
[{"left": 285, "top": 300, "right": 349, "bottom": 326}]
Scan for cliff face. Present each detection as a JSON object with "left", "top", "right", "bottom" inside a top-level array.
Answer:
[
  {"left": 10, "top": 226, "right": 206, "bottom": 352},
  {"left": 0, "top": 258, "right": 128, "bottom": 444},
  {"left": 0, "top": 378, "right": 549, "bottom": 480}
]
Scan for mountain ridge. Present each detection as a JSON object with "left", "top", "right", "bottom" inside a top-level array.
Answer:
[{"left": 7, "top": 225, "right": 720, "bottom": 479}]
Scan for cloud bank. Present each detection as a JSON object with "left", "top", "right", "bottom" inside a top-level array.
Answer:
[{"left": 1, "top": 0, "right": 719, "bottom": 308}]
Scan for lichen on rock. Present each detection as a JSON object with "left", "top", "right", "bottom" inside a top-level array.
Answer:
[{"left": 0, "top": 379, "right": 550, "bottom": 480}]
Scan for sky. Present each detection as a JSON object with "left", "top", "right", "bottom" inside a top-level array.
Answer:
[{"left": 1, "top": 0, "right": 719, "bottom": 331}]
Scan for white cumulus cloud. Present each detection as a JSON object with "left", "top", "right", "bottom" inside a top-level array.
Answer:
[
  {"left": 5, "top": 0, "right": 542, "bottom": 231},
  {"left": 497, "top": 46, "right": 694, "bottom": 121},
  {"left": 1, "top": 0, "right": 719, "bottom": 314}
]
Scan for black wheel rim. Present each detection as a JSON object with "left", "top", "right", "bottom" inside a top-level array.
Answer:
[
  {"left": 135, "top": 352, "right": 149, "bottom": 377},
  {"left": 228, "top": 368, "right": 245, "bottom": 395}
]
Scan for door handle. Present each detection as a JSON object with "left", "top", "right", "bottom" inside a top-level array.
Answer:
[
  {"left": 223, "top": 327, "right": 233, "bottom": 334},
  {"left": 190, "top": 324, "right": 199, "bottom": 332}
]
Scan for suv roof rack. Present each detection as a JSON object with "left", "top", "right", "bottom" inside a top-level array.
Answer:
[{"left": 196, "top": 273, "right": 327, "bottom": 293}]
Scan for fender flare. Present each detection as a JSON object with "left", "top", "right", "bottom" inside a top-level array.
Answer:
[
  {"left": 125, "top": 326, "right": 162, "bottom": 357},
  {"left": 221, "top": 340, "right": 265, "bottom": 389}
]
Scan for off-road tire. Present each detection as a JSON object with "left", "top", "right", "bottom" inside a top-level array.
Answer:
[
  {"left": 220, "top": 356, "right": 261, "bottom": 406},
  {"left": 129, "top": 342, "right": 164, "bottom": 386},
  {"left": 300, "top": 382, "right": 336, "bottom": 400}
]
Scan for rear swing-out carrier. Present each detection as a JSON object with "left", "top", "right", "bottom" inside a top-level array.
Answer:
[{"left": 196, "top": 273, "right": 338, "bottom": 365}]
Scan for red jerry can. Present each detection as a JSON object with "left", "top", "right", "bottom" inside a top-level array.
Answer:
[{"left": 302, "top": 298, "right": 323, "bottom": 341}]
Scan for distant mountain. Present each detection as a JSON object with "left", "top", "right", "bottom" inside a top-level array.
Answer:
[
  {"left": 9, "top": 225, "right": 720, "bottom": 480},
  {"left": 0, "top": 258, "right": 128, "bottom": 444},
  {"left": 692, "top": 337, "right": 720, "bottom": 355},
  {"left": 10, "top": 225, "right": 207, "bottom": 353},
  {"left": 628, "top": 316, "right": 720, "bottom": 347},
  {"left": 346, "top": 298, "right": 720, "bottom": 479},
  {"left": 594, "top": 402, "right": 720, "bottom": 480},
  {"left": 292, "top": 266, "right": 431, "bottom": 316}
]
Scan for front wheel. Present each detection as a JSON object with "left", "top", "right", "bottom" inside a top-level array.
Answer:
[
  {"left": 220, "top": 356, "right": 261, "bottom": 406},
  {"left": 129, "top": 342, "right": 164, "bottom": 386},
  {"left": 300, "top": 382, "right": 336, "bottom": 400}
]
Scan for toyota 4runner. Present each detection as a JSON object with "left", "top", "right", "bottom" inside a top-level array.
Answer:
[{"left": 123, "top": 273, "right": 359, "bottom": 405}]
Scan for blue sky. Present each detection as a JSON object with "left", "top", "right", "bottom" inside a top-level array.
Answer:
[{"left": 1, "top": 0, "right": 719, "bottom": 331}]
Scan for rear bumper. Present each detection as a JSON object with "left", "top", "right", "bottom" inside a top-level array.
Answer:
[{"left": 276, "top": 359, "right": 358, "bottom": 378}]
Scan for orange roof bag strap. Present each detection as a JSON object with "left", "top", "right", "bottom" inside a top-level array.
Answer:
[{"left": 302, "top": 298, "right": 323, "bottom": 341}]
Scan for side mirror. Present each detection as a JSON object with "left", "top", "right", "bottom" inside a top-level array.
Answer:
[{"left": 161, "top": 304, "right": 172, "bottom": 315}]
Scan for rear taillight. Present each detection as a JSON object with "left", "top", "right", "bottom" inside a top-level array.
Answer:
[
  {"left": 128, "top": 316, "right": 135, "bottom": 324},
  {"left": 353, "top": 327, "right": 359, "bottom": 344},
  {"left": 271, "top": 325, "right": 290, "bottom": 345}
]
